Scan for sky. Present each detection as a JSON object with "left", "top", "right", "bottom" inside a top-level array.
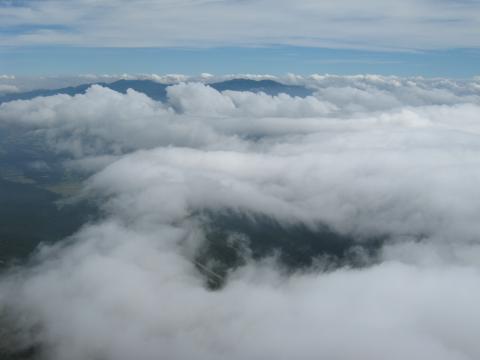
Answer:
[
  {"left": 2, "top": 2, "right": 480, "bottom": 358},
  {"left": 0, "top": 0, "right": 479, "bottom": 77}
]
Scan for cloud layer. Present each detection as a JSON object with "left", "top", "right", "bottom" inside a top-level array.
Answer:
[
  {"left": 1, "top": 76, "right": 480, "bottom": 359},
  {"left": 1, "top": 0, "right": 480, "bottom": 50}
]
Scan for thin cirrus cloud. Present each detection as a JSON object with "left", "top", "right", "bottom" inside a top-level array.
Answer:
[
  {"left": 0, "top": 0, "right": 480, "bottom": 50},
  {"left": 1, "top": 77, "right": 480, "bottom": 358}
]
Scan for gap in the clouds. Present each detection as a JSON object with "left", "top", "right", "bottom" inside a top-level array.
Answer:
[
  {"left": 0, "top": 135, "right": 95, "bottom": 270},
  {"left": 0, "top": 303, "right": 42, "bottom": 360},
  {"left": 194, "top": 209, "right": 385, "bottom": 289},
  {"left": 0, "top": 177, "right": 97, "bottom": 268}
]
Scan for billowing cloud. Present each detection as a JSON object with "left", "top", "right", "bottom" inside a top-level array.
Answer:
[{"left": 1, "top": 76, "right": 480, "bottom": 359}]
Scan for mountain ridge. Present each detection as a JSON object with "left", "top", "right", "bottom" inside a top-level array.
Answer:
[{"left": 0, "top": 79, "right": 312, "bottom": 104}]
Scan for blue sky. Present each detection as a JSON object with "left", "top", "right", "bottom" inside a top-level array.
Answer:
[
  {"left": 0, "top": 0, "right": 479, "bottom": 77},
  {"left": 1, "top": 46, "right": 479, "bottom": 78}
]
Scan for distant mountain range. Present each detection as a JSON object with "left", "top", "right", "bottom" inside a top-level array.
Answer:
[{"left": 0, "top": 79, "right": 312, "bottom": 104}]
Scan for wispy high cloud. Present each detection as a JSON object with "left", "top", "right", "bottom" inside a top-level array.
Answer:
[{"left": 1, "top": 0, "right": 480, "bottom": 50}]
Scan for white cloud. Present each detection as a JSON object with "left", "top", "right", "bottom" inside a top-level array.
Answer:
[
  {"left": 1, "top": 76, "right": 480, "bottom": 359},
  {"left": 0, "top": 84, "right": 19, "bottom": 93},
  {"left": 3, "top": 222, "right": 480, "bottom": 360},
  {"left": 1, "top": 0, "right": 480, "bottom": 50},
  {"left": 166, "top": 83, "right": 337, "bottom": 117}
]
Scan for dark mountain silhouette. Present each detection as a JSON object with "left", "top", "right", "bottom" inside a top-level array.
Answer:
[{"left": 0, "top": 79, "right": 312, "bottom": 104}]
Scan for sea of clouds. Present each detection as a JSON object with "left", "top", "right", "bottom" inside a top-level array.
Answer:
[{"left": 1, "top": 75, "right": 480, "bottom": 359}]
